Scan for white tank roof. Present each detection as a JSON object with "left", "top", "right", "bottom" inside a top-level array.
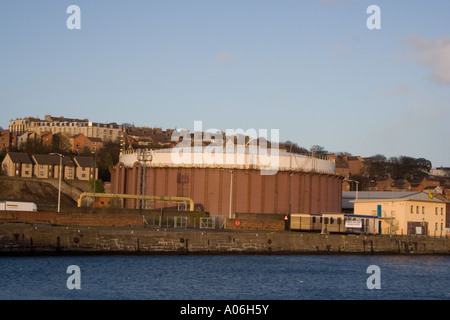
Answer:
[{"left": 119, "top": 147, "right": 336, "bottom": 175}]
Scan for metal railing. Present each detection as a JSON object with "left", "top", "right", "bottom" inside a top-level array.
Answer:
[{"left": 143, "top": 215, "right": 226, "bottom": 230}]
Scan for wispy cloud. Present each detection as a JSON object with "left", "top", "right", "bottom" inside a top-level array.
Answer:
[
  {"left": 331, "top": 42, "right": 350, "bottom": 58},
  {"left": 364, "top": 82, "right": 420, "bottom": 102},
  {"left": 217, "top": 52, "right": 237, "bottom": 62},
  {"left": 379, "top": 82, "right": 418, "bottom": 99},
  {"left": 403, "top": 35, "right": 450, "bottom": 85},
  {"left": 267, "top": 93, "right": 283, "bottom": 102}
]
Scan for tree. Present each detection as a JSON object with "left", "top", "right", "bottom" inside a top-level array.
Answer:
[
  {"left": 22, "top": 139, "right": 51, "bottom": 156},
  {"left": 89, "top": 179, "right": 105, "bottom": 193},
  {"left": 386, "top": 155, "right": 432, "bottom": 180},
  {"left": 282, "top": 141, "right": 309, "bottom": 155},
  {"left": 367, "top": 154, "right": 388, "bottom": 179},
  {"left": 52, "top": 133, "right": 72, "bottom": 153},
  {"left": 96, "top": 139, "right": 121, "bottom": 181},
  {"left": 416, "top": 158, "right": 432, "bottom": 172},
  {"left": 311, "top": 145, "right": 328, "bottom": 157}
]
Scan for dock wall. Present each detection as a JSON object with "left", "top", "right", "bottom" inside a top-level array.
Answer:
[{"left": 0, "top": 225, "right": 448, "bottom": 255}]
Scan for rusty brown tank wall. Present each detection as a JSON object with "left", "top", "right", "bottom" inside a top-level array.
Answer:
[{"left": 110, "top": 164, "right": 343, "bottom": 216}]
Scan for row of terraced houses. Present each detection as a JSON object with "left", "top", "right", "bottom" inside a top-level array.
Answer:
[{"left": 1, "top": 152, "right": 98, "bottom": 181}]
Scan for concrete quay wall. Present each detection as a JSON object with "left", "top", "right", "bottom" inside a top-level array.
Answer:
[{"left": 0, "top": 225, "right": 449, "bottom": 255}]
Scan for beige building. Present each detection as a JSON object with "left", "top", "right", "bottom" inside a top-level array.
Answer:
[
  {"left": 73, "top": 156, "right": 98, "bottom": 181},
  {"left": 353, "top": 192, "right": 447, "bottom": 237},
  {"left": 62, "top": 157, "right": 76, "bottom": 180},
  {"left": 1, "top": 152, "right": 33, "bottom": 178},
  {"left": 9, "top": 115, "right": 123, "bottom": 142},
  {"left": 32, "top": 154, "right": 58, "bottom": 179},
  {"left": 2, "top": 152, "right": 94, "bottom": 182},
  {"left": 31, "top": 154, "right": 75, "bottom": 180}
]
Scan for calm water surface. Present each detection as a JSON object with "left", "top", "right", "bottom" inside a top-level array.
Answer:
[{"left": 0, "top": 255, "right": 448, "bottom": 300}]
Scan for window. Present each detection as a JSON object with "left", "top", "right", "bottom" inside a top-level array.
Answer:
[
  {"left": 441, "top": 208, "right": 444, "bottom": 215},
  {"left": 422, "top": 206, "right": 425, "bottom": 214},
  {"left": 435, "top": 223, "right": 438, "bottom": 230},
  {"left": 411, "top": 206, "right": 414, "bottom": 214},
  {"left": 82, "top": 174, "right": 86, "bottom": 178},
  {"left": 436, "top": 207, "right": 438, "bottom": 215},
  {"left": 416, "top": 206, "right": 419, "bottom": 214}
]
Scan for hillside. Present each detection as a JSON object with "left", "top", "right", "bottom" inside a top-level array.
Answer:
[{"left": 0, "top": 177, "right": 79, "bottom": 211}]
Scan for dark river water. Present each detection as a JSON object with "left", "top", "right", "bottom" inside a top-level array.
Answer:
[{"left": 0, "top": 255, "right": 448, "bottom": 300}]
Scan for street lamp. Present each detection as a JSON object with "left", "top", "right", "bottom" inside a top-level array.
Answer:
[
  {"left": 50, "top": 153, "right": 63, "bottom": 213},
  {"left": 138, "top": 150, "right": 153, "bottom": 211},
  {"left": 229, "top": 170, "right": 234, "bottom": 219},
  {"left": 344, "top": 179, "right": 359, "bottom": 200},
  {"left": 91, "top": 152, "right": 97, "bottom": 209}
]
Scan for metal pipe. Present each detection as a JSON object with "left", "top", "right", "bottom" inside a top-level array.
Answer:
[{"left": 77, "top": 192, "right": 194, "bottom": 211}]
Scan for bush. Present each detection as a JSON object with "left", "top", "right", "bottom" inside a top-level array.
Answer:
[{"left": 89, "top": 179, "right": 105, "bottom": 193}]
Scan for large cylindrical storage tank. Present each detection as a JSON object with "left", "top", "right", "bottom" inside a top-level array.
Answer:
[{"left": 110, "top": 148, "right": 342, "bottom": 216}]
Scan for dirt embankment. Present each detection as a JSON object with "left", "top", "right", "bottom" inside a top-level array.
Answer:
[{"left": 0, "top": 176, "right": 86, "bottom": 210}]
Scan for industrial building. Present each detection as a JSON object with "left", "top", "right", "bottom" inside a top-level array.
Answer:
[
  {"left": 352, "top": 191, "right": 448, "bottom": 237},
  {"left": 109, "top": 146, "right": 342, "bottom": 217}
]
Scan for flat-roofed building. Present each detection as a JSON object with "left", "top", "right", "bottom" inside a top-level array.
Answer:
[
  {"left": 9, "top": 115, "right": 123, "bottom": 143},
  {"left": 352, "top": 191, "right": 447, "bottom": 237}
]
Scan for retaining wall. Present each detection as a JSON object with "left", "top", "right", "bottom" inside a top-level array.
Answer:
[
  {"left": 0, "top": 225, "right": 448, "bottom": 255},
  {"left": 0, "top": 211, "right": 143, "bottom": 227}
]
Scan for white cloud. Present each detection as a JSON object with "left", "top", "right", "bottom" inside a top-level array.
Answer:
[
  {"left": 217, "top": 52, "right": 237, "bottom": 62},
  {"left": 404, "top": 35, "right": 450, "bottom": 85}
]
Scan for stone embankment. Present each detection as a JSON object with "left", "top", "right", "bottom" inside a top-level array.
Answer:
[{"left": 0, "top": 223, "right": 448, "bottom": 255}]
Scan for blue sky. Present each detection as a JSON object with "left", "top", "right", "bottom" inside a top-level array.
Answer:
[{"left": 1, "top": 1, "right": 450, "bottom": 166}]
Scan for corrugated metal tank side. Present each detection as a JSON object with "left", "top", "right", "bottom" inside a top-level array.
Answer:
[{"left": 110, "top": 165, "right": 342, "bottom": 216}]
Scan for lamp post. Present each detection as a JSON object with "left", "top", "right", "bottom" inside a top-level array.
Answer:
[
  {"left": 229, "top": 170, "right": 234, "bottom": 219},
  {"left": 91, "top": 152, "right": 97, "bottom": 209},
  {"left": 345, "top": 179, "right": 359, "bottom": 200},
  {"left": 50, "top": 153, "right": 63, "bottom": 213},
  {"left": 138, "top": 150, "right": 153, "bottom": 211}
]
